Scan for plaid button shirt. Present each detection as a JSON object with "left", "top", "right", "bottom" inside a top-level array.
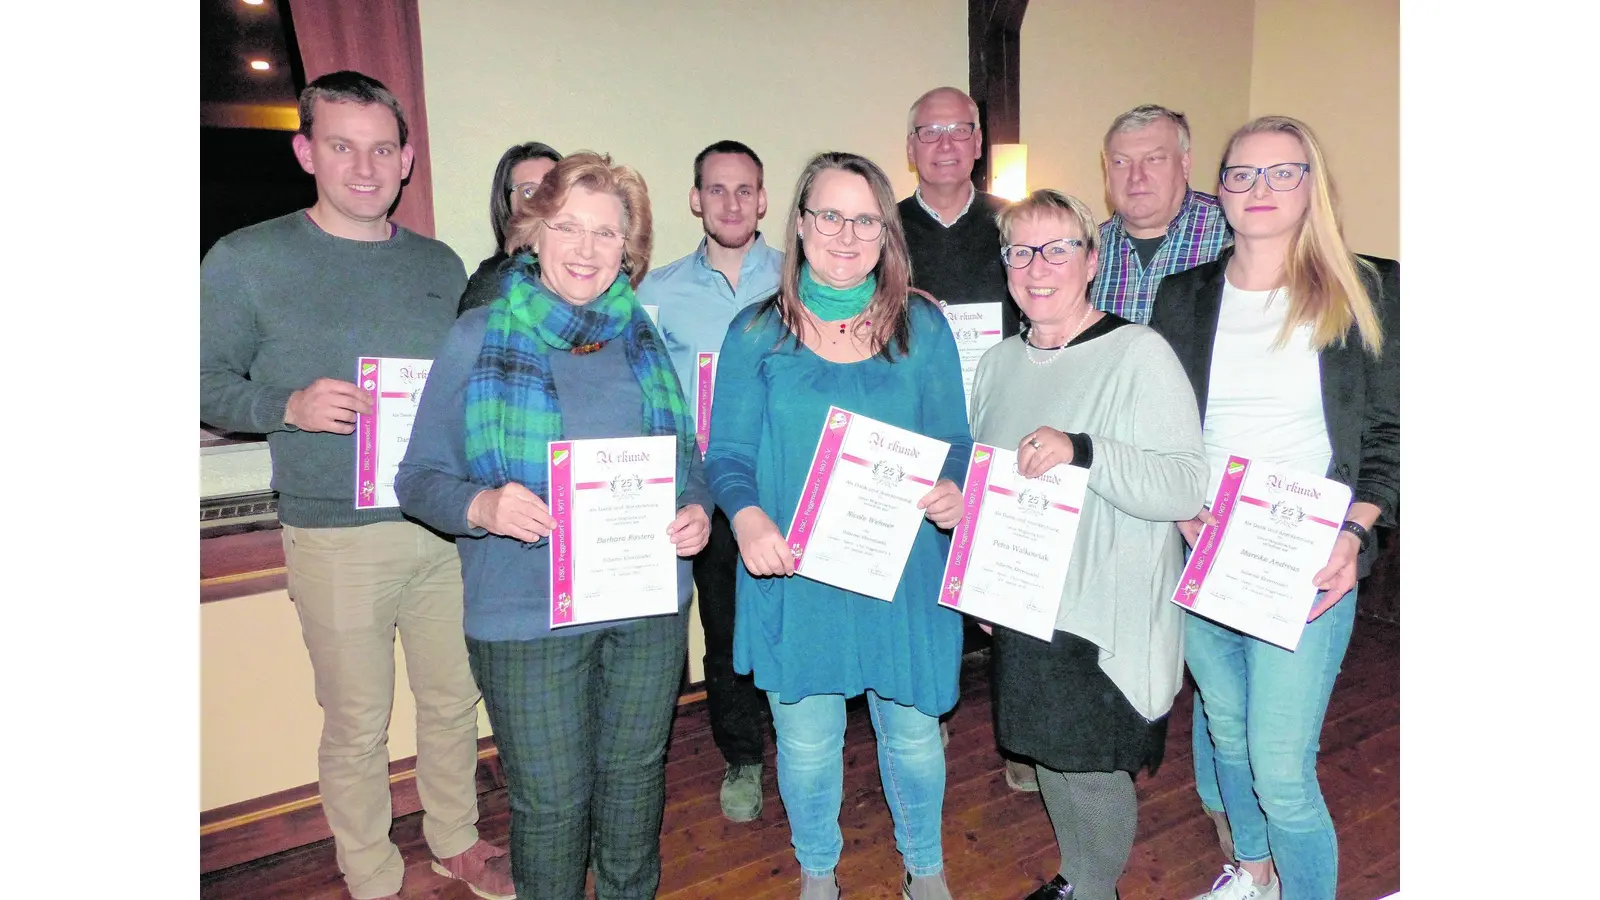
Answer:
[{"left": 1091, "top": 188, "right": 1231, "bottom": 324}]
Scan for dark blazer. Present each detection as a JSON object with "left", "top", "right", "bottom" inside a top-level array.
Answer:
[
  {"left": 1148, "top": 246, "right": 1399, "bottom": 578},
  {"left": 457, "top": 251, "right": 509, "bottom": 316}
]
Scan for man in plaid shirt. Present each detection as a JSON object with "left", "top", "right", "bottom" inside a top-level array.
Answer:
[{"left": 1091, "top": 105, "right": 1231, "bottom": 325}]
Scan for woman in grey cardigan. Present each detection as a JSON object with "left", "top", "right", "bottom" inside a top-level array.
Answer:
[{"left": 967, "top": 189, "right": 1207, "bottom": 900}]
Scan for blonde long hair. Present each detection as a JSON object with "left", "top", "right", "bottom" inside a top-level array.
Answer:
[{"left": 1222, "top": 116, "right": 1384, "bottom": 356}]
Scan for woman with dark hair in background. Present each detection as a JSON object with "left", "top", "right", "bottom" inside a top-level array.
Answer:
[{"left": 459, "top": 141, "right": 563, "bottom": 314}]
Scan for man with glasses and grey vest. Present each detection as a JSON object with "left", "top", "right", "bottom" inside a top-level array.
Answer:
[{"left": 899, "top": 85, "right": 1035, "bottom": 794}]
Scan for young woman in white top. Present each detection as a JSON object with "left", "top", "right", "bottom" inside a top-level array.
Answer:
[{"left": 1148, "top": 116, "right": 1400, "bottom": 900}]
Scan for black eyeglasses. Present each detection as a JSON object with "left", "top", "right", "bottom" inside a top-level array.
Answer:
[
  {"left": 511, "top": 181, "right": 542, "bottom": 200},
  {"left": 803, "top": 208, "right": 885, "bottom": 241},
  {"left": 1001, "top": 238, "right": 1086, "bottom": 269},
  {"left": 910, "top": 122, "right": 976, "bottom": 144},
  {"left": 1219, "top": 163, "right": 1310, "bottom": 193}
]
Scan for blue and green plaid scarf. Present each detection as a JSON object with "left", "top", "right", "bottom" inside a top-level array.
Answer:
[{"left": 464, "top": 254, "right": 694, "bottom": 523}]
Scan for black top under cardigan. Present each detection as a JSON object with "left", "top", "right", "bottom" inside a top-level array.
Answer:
[{"left": 1147, "top": 246, "right": 1399, "bottom": 579}]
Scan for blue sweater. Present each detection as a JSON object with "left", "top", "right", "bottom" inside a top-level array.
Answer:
[
  {"left": 704, "top": 296, "right": 974, "bottom": 715},
  {"left": 396, "top": 306, "right": 710, "bottom": 641}
]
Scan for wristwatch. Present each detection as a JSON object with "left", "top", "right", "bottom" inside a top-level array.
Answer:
[{"left": 1340, "top": 520, "right": 1375, "bottom": 554}]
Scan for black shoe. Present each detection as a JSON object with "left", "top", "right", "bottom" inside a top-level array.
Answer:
[{"left": 1023, "top": 874, "right": 1074, "bottom": 900}]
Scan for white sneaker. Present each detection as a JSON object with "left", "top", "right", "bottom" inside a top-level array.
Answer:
[{"left": 1188, "top": 865, "right": 1280, "bottom": 900}]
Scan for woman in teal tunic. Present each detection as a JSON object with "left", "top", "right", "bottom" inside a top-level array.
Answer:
[{"left": 704, "top": 152, "right": 972, "bottom": 900}]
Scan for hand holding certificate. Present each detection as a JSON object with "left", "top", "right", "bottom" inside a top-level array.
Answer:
[
  {"left": 354, "top": 356, "right": 431, "bottom": 509},
  {"left": 938, "top": 444, "right": 1090, "bottom": 640},
  {"left": 547, "top": 435, "right": 680, "bottom": 628},
  {"left": 1170, "top": 455, "right": 1353, "bottom": 650},
  {"left": 784, "top": 407, "right": 951, "bottom": 602}
]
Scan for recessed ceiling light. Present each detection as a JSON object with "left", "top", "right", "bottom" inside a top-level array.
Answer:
[{"left": 249, "top": 60, "right": 271, "bottom": 71}]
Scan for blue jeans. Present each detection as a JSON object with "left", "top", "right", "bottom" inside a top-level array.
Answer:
[
  {"left": 1192, "top": 686, "right": 1226, "bottom": 814},
  {"left": 1184, "top": 588, "right": 1356, "bottom": 900},
  {"left": 767, "top": 691, "right": 946, "bottom": 878}
]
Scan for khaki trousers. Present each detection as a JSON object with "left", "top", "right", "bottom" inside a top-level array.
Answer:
[{"left": 282, "top": 520, "right": 482, "bottom": 899}]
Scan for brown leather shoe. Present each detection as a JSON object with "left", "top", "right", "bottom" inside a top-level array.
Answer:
[{"left": 432, "top": 839, "right": 515, "bottom": 900}]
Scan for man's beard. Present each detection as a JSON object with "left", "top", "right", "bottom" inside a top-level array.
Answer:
[{"left": 705, "top": 221, "right": 756, "bottom": 250}]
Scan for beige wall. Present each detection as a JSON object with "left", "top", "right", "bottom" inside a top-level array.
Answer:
[
  {"left": 201, "top": 590, "right": 493, "bottom": 810},
  {"left": 1249, "top": 0, "right": 1399, "bottom": 258},
  {"left": 419, "top": 0, "right": 968, "bottom": 271},
  {"left": 1020, "top": 0, "right": 1257, "bottom": 223}
]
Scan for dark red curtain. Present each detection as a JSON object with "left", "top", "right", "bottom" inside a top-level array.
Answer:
[{"left": 288, "top": 0, "right": 437, "bottom": 237}]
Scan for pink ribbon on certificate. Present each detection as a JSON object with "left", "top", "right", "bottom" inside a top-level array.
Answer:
[
  {"left": 786, "top": 408, "right": 852, "bottom": 572},
  {"left": 1236, "top": 495, "right": 1341, "bottom": 528},
  {"left": 354, "top": 357, "right": 382, "bottom": 509},
  {"left": 1172, "top": 455, "right": 1250, "bottom": 608},
  {"left": 548, "top": 441, "right": 576, "bottom": 626},
  {"left": 939, "top": 445, "right": 995, "bottom": 609},
  {"left": 985, "top": 482, "right": 1081, "bottom": 515},
  {"left": 840, "top": 452, "right": 937, "bottom": 486},
  {"left": 696, "top": 352, "right": 716, "bottom": 457}
]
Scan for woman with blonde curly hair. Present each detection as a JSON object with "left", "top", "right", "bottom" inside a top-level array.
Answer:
[
  {"left": 397, "top": 151, "right": 712, "bottom": 900},
  {"left": 1149, "top": 116, "right": 1400, "bottom": 900}
]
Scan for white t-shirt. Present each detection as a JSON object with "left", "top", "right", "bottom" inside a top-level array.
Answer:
[{"left": 1202, "top": 278, "right": 1332, "bottom": 501}]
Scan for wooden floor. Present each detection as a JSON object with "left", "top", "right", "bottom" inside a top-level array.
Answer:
[{"left": 202, "top": 617, "right": 1398, "bottom": 900}]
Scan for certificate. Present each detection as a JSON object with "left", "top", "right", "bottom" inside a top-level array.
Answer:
[
  {"left": 1170, "top": 455, "right": 1353, "bottom": 650},
  {"left": 547, "top": 435, "right": 679, "bottom": 628},
  {"left": 785, "top": 407, "right": 951, "bottom": 602},
  {"left": 693, "top": 351, "right": 717, "bottom": 457},
  {"left": 354, "top": 356, "right": 431, "bottom": 509},
  {"left": 938, "top": 444, "right": 1090, "bottom": 640},
  {"left": 941, "top": 301, "right": 1004, "bottom": 406}
]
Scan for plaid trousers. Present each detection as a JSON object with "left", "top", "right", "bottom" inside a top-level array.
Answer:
[{"left": 467, "top": 614, "right": 687, "bottom": 900}]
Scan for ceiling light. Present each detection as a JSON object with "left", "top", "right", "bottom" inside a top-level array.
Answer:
[
  {"left": 249, "top": 60, "right": 271, "bottom": 71},
  {"left": 243, "top": 1, "right": 266, "bottom": 6}
]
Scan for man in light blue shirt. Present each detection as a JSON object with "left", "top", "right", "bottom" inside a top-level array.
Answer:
[{"left": 637, "top": 139, "right": 782, "bottom": 824}]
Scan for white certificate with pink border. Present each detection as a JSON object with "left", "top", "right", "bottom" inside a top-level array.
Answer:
[
  {"left": 354, "top": 356, "right": 431, "bottom": 509},
  {"left": 784, "top": 407, "right": 950, "bottom": 602},
  {"left": 693, "top": 351, "right": 717, "bottom": 457},
  {"left": 546, "top": 435, "right": 679, "bottom": 628},
  {"left": 938, "top": 444, "right": 1089, "bottom": 640},
  {"left": 1169, "top": 455, "right": 1353, "bottom": 650},
  {"left": 942, "top": 302, "right": 1004, "bottom": 406}
]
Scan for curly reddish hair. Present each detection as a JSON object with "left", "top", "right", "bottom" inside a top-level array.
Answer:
[{"left": 504, "top": 151, "right": 653, "bottom": 287}]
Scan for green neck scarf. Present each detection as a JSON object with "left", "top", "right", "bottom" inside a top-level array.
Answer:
[{"left": 799, "top": 263, "right": 876, "bottom": 321}]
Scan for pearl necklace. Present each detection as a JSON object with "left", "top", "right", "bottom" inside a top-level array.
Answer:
[{"left": 1023, "top": 305, "right": 1096, "bottom": 366}]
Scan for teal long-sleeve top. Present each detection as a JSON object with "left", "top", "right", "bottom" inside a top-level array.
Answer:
[{"left": 704, "top": 295, "right": 974, "bottom": 716}]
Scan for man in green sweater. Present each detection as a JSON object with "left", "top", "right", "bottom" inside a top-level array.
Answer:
[{"left": 200, "top": 71, "right": 513, "bottom": 900}]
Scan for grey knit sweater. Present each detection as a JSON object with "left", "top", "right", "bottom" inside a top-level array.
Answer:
[
  {"left": 969, "top": 321, "right": 1207, "bottom": 719},
  {"left": 200, "top": 211, "right": 467, "bottom": 528}
]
